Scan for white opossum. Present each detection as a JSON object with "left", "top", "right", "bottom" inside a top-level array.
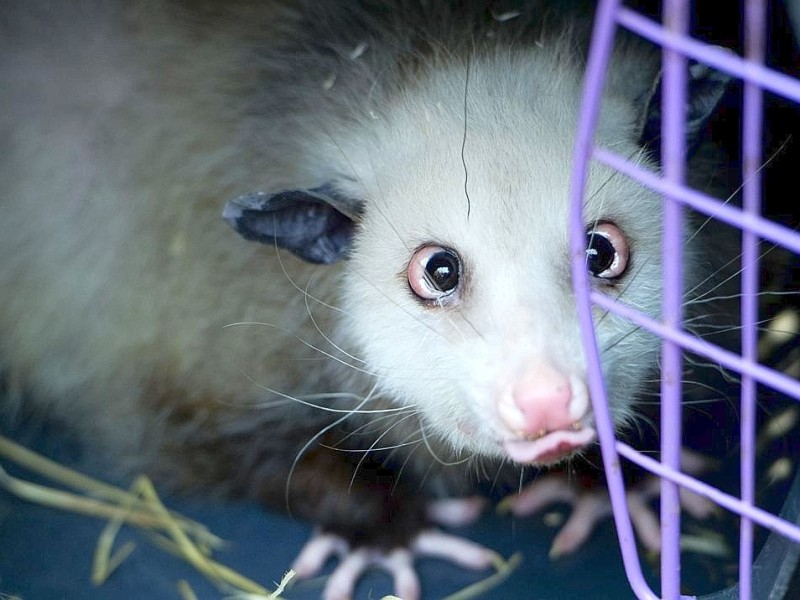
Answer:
[{"left": 0, "top": 1, "right": 731, "bottom": 598}]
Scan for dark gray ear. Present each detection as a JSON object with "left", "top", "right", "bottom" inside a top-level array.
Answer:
[
  {"left": 638, "top": 58, "right": 732, "bottom": 160},
  {"left": 222, "top": 185, "right": 360, "bottom": 264}
]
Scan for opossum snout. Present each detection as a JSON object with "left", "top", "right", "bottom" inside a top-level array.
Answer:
[
  {"left": 498, "top": 362, "right": 595, "bottom": 465},
  {"left": 498, "top": 362, "right": 589, "bottom": 436}
]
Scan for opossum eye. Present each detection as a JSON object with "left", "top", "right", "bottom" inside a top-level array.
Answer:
[
  {"left": 408, "top": 245, "right": 461, "bottom": 302},
  {"left": 585, "top": 222, "right": 629, "bottom": 279}
]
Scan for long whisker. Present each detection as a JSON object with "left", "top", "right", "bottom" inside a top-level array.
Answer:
[
  {"left": 273, "top": 238, "right": 350, "bottom": 316},
  {"left": 224, "top": 320, "right": 377, "bottom": 377},
  {"left": 593, "top": 254, "right": 655, "bottom": 329},
  {"left": 301, "top": 276, "right": 367, "bottom": 365},
  {"left": 685, "top": 135, "right": 792, "bottom": 245},
  {"left": 349, "top": 412, "right": 423, "bottom": 492},
  {"left": 285, "top": 383, "right": 379, "bottom": 515},
  {"left": 237, "top": 368, "right": 407, "bottom": 415},
  {"left": 419, "top": 420, "right": 472, "bottom": 467},
  {"left": 686, "top": 227, "right": 799, "bottom": 304},
  {"left": 391, "top": 438, "right": 426, "bottom": 494},
  {"left": 460, "top": 313, "right": 487, "bottom": 343},
  {"left": 350, "top": 268, "right": 456, "bottom": 346}
]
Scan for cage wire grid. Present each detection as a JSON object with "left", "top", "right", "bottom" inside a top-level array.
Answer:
[{"left": 568, "top": 1, "right": 800, "bottom": 599}]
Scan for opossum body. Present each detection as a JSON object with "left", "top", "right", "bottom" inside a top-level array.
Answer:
[{"left": 0, "top": 1, "right": 729, "bottom": 597}]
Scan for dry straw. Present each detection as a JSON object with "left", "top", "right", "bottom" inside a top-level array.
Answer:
[{"left": 0, "top": 433, "right": 519, "bottom": 599}]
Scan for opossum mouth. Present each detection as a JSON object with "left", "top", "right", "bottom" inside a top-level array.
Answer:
[{"left": 503, "top": 427, "right": 596, "bottom": 465}]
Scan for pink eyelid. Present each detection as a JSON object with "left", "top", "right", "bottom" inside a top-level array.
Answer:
[
  {"left": 408, "top": 245, "right": 447, "bottom": 300},
  {"left": 589, "top": 222, "right": 629, "bottom": 279}
]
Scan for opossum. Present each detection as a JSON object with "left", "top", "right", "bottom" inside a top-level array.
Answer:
[{"left": 0, "top": 1, "right": 731, "bottom": 598}]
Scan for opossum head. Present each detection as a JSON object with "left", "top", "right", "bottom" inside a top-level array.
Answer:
[{"left": 225, "top": 51, "right": 729, "bottom": 465}]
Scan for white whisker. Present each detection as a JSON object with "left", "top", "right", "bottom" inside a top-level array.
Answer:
[{"left": 285, "top": 383, "right": 380, "bottom": 515}]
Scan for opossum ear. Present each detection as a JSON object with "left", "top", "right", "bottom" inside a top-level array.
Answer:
[
  {"left": 222, "top": 185, "right": 360, "bottom": 264},
  {"left": 637, "top": 58, "right": 731, "bottom": 160}
]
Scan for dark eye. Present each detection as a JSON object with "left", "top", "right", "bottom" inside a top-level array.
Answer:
[
  {"left": 408, "top": 245, "right": 461, "bottom": 302},
  {"left": 585, "top": 222, "right": 629, "bottom": 279}
]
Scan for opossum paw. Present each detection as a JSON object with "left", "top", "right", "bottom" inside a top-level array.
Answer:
[
  {"left": 291, "top": 528, "right": 497, "bottom": 600},
  {"left": 427, "top": 496, "right": 487, "bottom": 527},
  {"left": 502, "top": 449, "right": 718, "bottom": 558}
]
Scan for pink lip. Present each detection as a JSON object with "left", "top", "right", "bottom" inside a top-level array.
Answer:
[{"left": 503, "top": 428, "right": 596, "bottom": 465}]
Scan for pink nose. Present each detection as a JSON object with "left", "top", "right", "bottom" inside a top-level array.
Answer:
[{"left": 500, "top": 362, "right": 579, "bottom": 437}]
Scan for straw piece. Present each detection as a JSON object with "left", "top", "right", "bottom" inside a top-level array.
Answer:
[
  {"left": 765, "top": 457, "right": 794, "bottom": 486},
  {"left": 224, "top": 570, "right": 296, "bottom": 599},
  {"left": 680, "top": 533, "right": 731, "bottom": 559},
  {"left": 95, "top": 541, "right": 137, "bottom": 585},
  {"left": 92, "top": 478, "right": 141, "bottom": 585},
  {"left": 135, "top": 477, "right": 271, "bottom": 596},
  {"left": 0, "top": 463, "right": 217, "bottom": 550},
  {"left": 0, "top": 434, "right": 130, "bottom": 501},
  {"left": 267, "top": 570, "right": 296, "bottom": 598},
  {"left": 0, "top": 437, "right": 282, "bottom": 598},
  {"left": 177, "top": 579, "right": 199, "bottom": 600},
  {"left": 0, "top": 465, "right": 158, "bottom": 527},
  {"left": 148, "top": 530, "right": 277, "bottom": 597},
  {"left": 439, "top": 552, "right": 523, "bottom": 600},
  {"left": 0, "top": 434, "right": 222, "bottom": 548}
]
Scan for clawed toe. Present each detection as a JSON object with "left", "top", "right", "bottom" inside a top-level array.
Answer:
[
  {"left": 291, "top": 527, "right": 497, "bottom": 600},
  {"left": 323, "top": 547, "right": 419, "bottom": 600},
  {"left": 505, "top": 448, "right": 720, "bottom": 558}
]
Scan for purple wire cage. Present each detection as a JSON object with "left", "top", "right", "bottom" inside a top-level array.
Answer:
[{"left": 568, "top": 1, "right": 800, "bottom": 599}]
